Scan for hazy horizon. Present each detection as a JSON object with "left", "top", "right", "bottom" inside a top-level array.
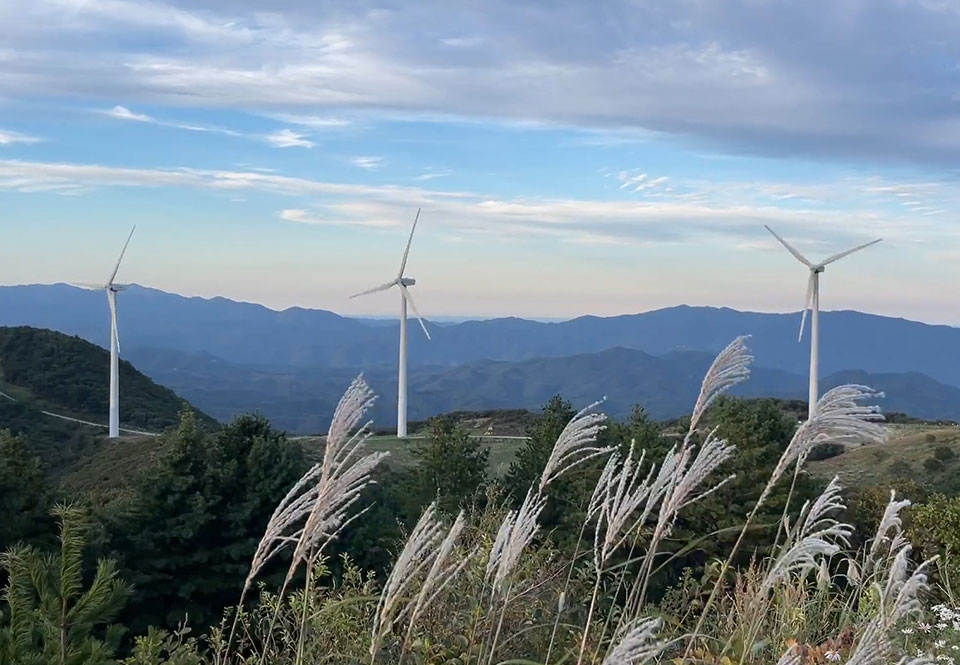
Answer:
[{"left": 3, "top": 281, "right": 957, "bottom": 329}]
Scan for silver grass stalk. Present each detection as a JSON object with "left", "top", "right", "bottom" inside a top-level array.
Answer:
[
  {"left": 763, "top": 386, "right": 884, "bottom": 505},
  {"left": 244, "top": 463, "right": 324, "bottom": 594},
  {"left": 882, "top": 546, "right": 934, "bottom": 624},
  {"left": 593, "top": 442, "right": 655, "bottom": 570},
  {"left": 538, "top": 400, "right": 611, "bottom": 493},
  {"left": 487, "top": 488, "right": 547, "bottom": 594},
  {"left": 370, "top": 503, "right": 446, "bottom": 661},
  {"left": 288, "top": 376, "right": 385, "bottom": 580},
  {"left": 845, "top": 544, "right": 934, "bottom": 665},
  {"left": 602, "top": 617, "right": 666, "bottom": 665},
  {"left": 866, "top": 490, "right": 912, "bottom": 575},
  {"left": 844, "top": 621, "right": 885, "bottom": 665},
  {"left": 405, "top": 510, "right": 474, "bottom": 633},
  {"left": 760, "top": 477, "right": 851, "bottom": 596},
  {"left": 687, "top": 335, "right": 752, "bottom": 436},
  {"left": 589, "top": 451, "right": 621, "bottom": 523},
  {"left": 775, "top": 644, "right": 803, "bottom": 665},
  {"left": 659, "top": 430, "right": 737, "bottom": 528}
]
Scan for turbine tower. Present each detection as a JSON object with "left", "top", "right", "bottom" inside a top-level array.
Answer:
[
  {"left": 764, "top": 225, "right": 881, "bottom": 420},
  {"left": 73, "top": 225, "right": 136, "bottom": 438},
  {"left": 350, "top": 210, "right": 430, "bottom": 438}
]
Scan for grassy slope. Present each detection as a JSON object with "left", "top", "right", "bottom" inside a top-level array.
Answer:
[
  {"left": 0, "top": 326, "right": 217, "bottom": 474},
  {"left": 808, "top": 424, "right": 960, "bottom": 493}
]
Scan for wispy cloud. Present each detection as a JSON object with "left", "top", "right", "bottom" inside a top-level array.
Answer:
[
  {"left": 264, "top": 129, "right": 314, "bottom": 148},
  {"left": 99, "top": 105, "right": 241, "bottom": 136},
  {"left": 617, "top": 171, "right": 670, "bottom": 193},
  {"left": 0, "top": 129, "right": 42, "bottom": 145},
  {"left": 352, "top": 156, "right": 383, "bottom": 170},
  {"left": 101, "top": 105, "right": 315, "bottom": 148},
  {"left": 0, "top": 158, "right": 951, "bottom": 250},
  {"left": 103, "top": 105, "right": 154, "bottom": 123},
  {"left": 268, "top": 114, "right": 351, "bottom": 129},
  {"left": 415, "top": 170, "right": 452, "bottom": 181},
  {"left": 280, "top": 208, "right": 398, "bottom": 228}
]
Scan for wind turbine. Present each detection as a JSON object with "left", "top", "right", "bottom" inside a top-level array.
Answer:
[
  {"left": 350, "top": 210, "right": 430, "bottom": 438},
  {"left": 73, "top": 225, "right": 136, "bottom": 438},
  {"left": 764, "top": 225, "right": 881, "bottom": 419}
]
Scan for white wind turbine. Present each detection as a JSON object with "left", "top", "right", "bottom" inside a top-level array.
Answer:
[
  {"left": 350, "top": 210, "right": 430, "bottom": 438},
  {"left": 73, "top": 225, "right": 136, "bottom": 438},
  {"left": 764, "top": 225, "right": 881, "bottom": 419}
]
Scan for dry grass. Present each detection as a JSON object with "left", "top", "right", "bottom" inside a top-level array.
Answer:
[{"left": 808, "top": 424, "right": 960, "bottom": 489}]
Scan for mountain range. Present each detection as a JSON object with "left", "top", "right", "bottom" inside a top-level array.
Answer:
[
  {"left": 2, "top": 283, "right": 959, "bottom": 433},
  {"left": 125, "top": 344, "right": 960, "bottom": 432}
]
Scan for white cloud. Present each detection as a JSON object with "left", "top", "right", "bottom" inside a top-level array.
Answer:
[
  {"left": 264, "top": 129, "right": 314, "bottom": 148},
  {"left": 352, "top": 156, "right": 383, "bottom": 169},
  {"left": 98, "top": 104, "right": 242, "bottom": 136},
  {"left": 0, "top": 129, "right": 41, "bottom": 145},
  {"left": 0, "top": 157, "right": 954, "bottom": 251},
  {"left": 103, "top": 105, "right": 154, "bottom": 122},
  {"left": 280, "top": 208, "right": 398, "bottom": 227},
  {"left": 267, "top": 113, "right": 350, "bottom": 128},
  {"left": 5, "top": 0, "right": 960, "bottom": 165},
  {"left": 414, "top": 171, "right": 452, "bottom": 181},
  {"left": 617, "top": 172, "right": 669, "bottom": 193}
]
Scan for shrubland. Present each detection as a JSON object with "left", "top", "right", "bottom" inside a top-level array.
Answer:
[{"left": 2, "top": 338, "right": 959, "bottom": 664}]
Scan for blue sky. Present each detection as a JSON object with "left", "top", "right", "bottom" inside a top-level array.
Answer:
[{"left": 2, "top": 1, "right": 960, "bottom": 323}]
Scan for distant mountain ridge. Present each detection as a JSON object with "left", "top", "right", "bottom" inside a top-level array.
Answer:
[
  {"left": 2, "top": 284, "right": 960, "bottom": 388},
  {"left": 126, "top": 344, "right": 960, "bottom": 433}
]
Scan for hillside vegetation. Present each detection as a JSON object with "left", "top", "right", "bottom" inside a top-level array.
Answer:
[
  {"left": 0, "top": 326, "right": 216, "bottom": 471},
  {"left": 809, "top": 423, "right": 960, "bottom": 494}
]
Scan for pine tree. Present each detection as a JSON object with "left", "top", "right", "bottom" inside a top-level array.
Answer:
[
  {"left": 0, "top": 429, "right": 52, "bottom": 551},
  {"left": 0, "top": 505, "right": 131, "bottom": 665},
  {"left": 410, "top": 415, "right": 490, "bottom": 514},
  {"left": 110, "top": 411, "right": 307, "bottom": 631}
]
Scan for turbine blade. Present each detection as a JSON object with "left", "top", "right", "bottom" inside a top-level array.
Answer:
[
  {"left": 349, "top": 279, "right": 397, "bottom": 299},
  {"left": 819, "top": 238, "right": 882, "bottom": 267},
  {"left": 398, "top": 283, "right": 430, "bottom": 340},
  {"left": 764, "top": 225, "right": 813, "bottom": 268},
  {"left": 69, "top": 282, "right": 106, "bottom": 290},
  {"left": 799, "top": 272, "right": 815, "bottom": 342},
  {"left": 107, "top": 225, "right": 136, "bottom": 286},
  {"left": 397, "top": 208, "right": 421, "bottom": 278},
  {"left": 107, "top": 292, "right": 121, "bottom": 354}
]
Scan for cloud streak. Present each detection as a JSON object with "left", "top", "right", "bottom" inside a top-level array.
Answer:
[
  {"left": 0, "top": 157, "right": 951, "bottom": 250},
  {"left": 100, "top": 104, "right": 318, "bottom": 148},
  {"left": 3, "top": 0, "right": 960, "bottom": 165},
  {"left": 0, "top": 130, "right": 42, "bottom": 145}
]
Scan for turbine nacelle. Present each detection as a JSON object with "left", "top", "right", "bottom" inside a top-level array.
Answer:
[
  {"left": 764, "top": 224, "right": 882, "bottom": 421},
  {"left": 400, "top": 276, "right": 416, "bottom": 287}
]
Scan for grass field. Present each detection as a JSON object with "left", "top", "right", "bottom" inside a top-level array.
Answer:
[{"left": 807, "top": 423, "right": 960, "bottom": 492}]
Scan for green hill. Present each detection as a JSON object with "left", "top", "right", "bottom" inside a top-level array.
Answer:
[{"left": 0, "top": 326, "right": 217, "bottom": 472}]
